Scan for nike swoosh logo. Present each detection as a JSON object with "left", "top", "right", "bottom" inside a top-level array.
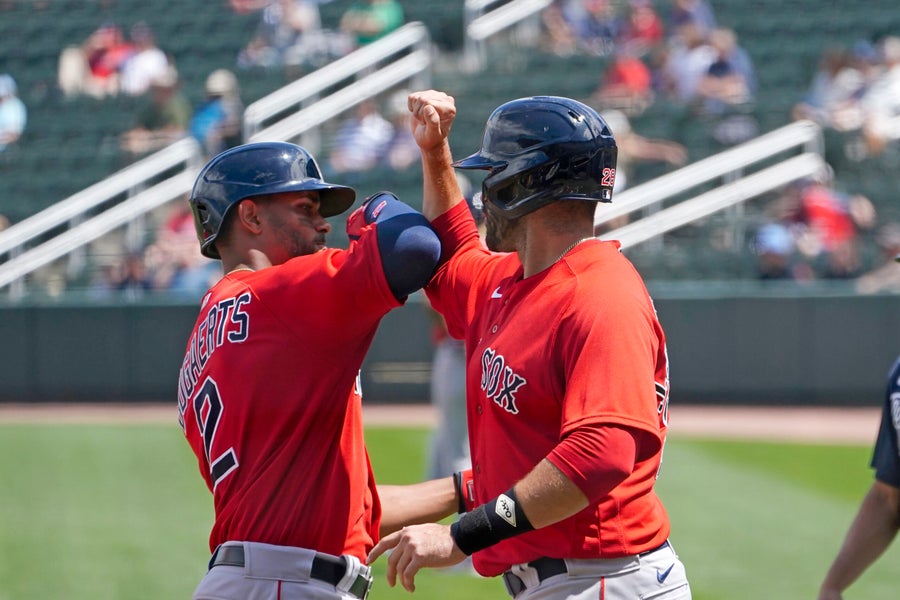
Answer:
[
  {"left": 656, "top": 563, "right": 675, "bottom": 584},
  {"left": 491, "top": 286, "right": 503, "bottom": 299}
]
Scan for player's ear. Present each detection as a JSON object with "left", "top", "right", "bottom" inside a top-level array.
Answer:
[{"left": 235, "top": 199, "right": 264, "bottom": 234}]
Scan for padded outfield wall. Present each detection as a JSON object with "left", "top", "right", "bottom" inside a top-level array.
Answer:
[{"left": 0, "top": 288, "right": 897, "bottom": 406}]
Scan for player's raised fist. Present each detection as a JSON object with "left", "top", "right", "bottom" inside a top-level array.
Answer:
[{"left": 408, "top": 90, "right": 456, "bottom": 151}]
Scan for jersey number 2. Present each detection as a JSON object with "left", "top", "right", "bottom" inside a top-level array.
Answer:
[{"left": 193, "top": 376, "right": 238, "bottom": 489}]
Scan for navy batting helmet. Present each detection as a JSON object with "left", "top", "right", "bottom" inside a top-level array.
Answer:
[
  {"left": 189, "top": 141, "right": 356, "bottom": 259},
  {"left": 453, "top": 96, "right": 617, "bottom": 220}
]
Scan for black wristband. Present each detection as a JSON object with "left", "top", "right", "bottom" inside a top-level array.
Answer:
[{"left": 450, "top": 488, "right": 534, "bottom": 555}]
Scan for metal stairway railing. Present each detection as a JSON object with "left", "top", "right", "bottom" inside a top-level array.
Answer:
[
  {"left": 597, "top": 120, "right": 826, "bottom": 250},
  {"left": 0, "top": 23, "right": 434, "bottom": 297}
]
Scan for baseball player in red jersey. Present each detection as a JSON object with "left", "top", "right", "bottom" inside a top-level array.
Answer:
[
  {"left": 367, "top": 91, "right": 691, "bottom": 599},
  {"left": 179, "top": 141, "right": 461, "bottom": 600}
]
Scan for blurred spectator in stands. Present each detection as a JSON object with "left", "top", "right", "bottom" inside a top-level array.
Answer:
[
  {"left": 859, "top": 36, "right": 900, "bottom": 157},
  {"left": 0, "top": 74, "right": 26, "bottom": 153},
  {"left": 383, "top": 88, "right": 419, "bottom": 172},
  {"left": 572, "top": 0, "right": 623, "bottom": 56},
  {"left": 57, "top": 22, "right": 134, "bottom": 99},
  {"left": 696, "top": 27, "right": 759, "bottom": 145},
  {"left": 790, "top": 43, "right": 873, "bottom": 134},
  {"left": 540, "top": 0, "right": 579, "bottom": 56},
  {"left": 656, "top": 21, "right": 715, "bottom": 103},
  {"left": 696, "top": 28, "right": 756, "bottom": 114},
  {"left": 339, "top": 0, "right": 404, "bottom": 49},
  {"left": 327, "top": 99, "right": 394, "bottom": 179},
  {"left": 190, "top": 69, "right": 244, "bottom": 158},
  {"left": 236, "top": 0, "right": 349, "bottom": 76},
  {"left": 857, "top": 223, "right": 900, "bottom": 294},
  {"left": 119, "top": 22, "right": 171, "bottom": 97},
  {"left": 119, "top": 67, "right": 191, "bottom": 156},
  {"left": 593, "top": 108, "right": 686, "bottom": 233},
  {"left": 143, "top": 201, "right": 222, "bottom": 298},
  {"left": 591, "top": 49, "right": 654, "bottom": 116},
  {"left": 667, "top": 0, "right": 716, "bottom": 38},
  {"left": 617, "top": 0, "right": 663, "bottom": 58},
  {"left": 751, "top": 222, "right": 812, "bottom": 281},
  {"left": 96, "top": 251, "right": 155, "bottom": 299},
  {"left": 769, "top": 177, "right": 876, "bottom": 280},
  {"left": 229, "top": 0, "right": 271, "bottom": 14},
  {"left": 601, "top": 109, "right": 687, "bottom": 192}
]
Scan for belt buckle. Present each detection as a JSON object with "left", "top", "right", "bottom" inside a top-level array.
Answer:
[
  {"left": 348, "top": 572, "right": 373, "bottom": 600},
  {"left": 502, "top": 571, "right": 526, "bottom": 597},
  {"left": 337, "top": 555, "right": 372, "bottom": 600}
]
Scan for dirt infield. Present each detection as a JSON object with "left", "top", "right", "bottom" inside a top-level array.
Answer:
[{"left": 0, "top": 402, "right": 881, "bottom": 445}]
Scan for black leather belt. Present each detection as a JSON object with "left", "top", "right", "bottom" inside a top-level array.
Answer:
[
  {"left": 209, "top": 545, "right": 372, "bottom": 599},
  {"left": 502, "top": 540, "right": 671, "bottom": 597}
]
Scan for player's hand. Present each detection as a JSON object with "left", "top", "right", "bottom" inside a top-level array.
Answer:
[
  {"left": 345, "top": 203, "right": 366, "bottom": 241},
  {"left": 366, "top": 523, "right": 466, "bottom": 592},
  {"left": 346, "top": 192, "right": 396, "bottom": 241},
  {"left": 408, "top": 90, "right": 456, "bottom": 152}
]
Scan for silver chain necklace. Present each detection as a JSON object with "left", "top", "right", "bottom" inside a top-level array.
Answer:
[{"left": 556, "top": 237, "right": 595, "bottom": 263}]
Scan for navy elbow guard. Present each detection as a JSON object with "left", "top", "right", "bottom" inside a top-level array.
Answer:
[{"left": 363, "top": 192, "right": 441, "bottom": 299}]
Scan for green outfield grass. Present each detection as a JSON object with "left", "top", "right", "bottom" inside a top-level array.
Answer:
[{"left": 0, "top": 422, "right": 898, "bottom": 599}]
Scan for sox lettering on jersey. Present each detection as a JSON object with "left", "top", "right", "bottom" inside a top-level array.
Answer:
[{"left": 480, "top": 347, "right": 526, "bottom": 414}]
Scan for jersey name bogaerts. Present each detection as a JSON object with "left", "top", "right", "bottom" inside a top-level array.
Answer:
[
  {"left": 427, "top": 202, "right": 671, "bottom": 577},
  {"left": 178, "top": 235, "right": 399, "bottom": 560}
]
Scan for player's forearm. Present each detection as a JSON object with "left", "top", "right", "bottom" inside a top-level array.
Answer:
[
  {"left": 514, "top": 458, "right": 590, "bottom": 529},
  {"left": 449, "top": 459, "right": 588, "bottom": 555},
  {"left": 421, "top": 141, "right": 464, "bottom": 222},
  {"left": 449, "top": 427, "right": 637, "bottom": 554},
  {"left": 451, "top": 428, "right": 637, "bottom": 554},
  {"left": 377, "top": 477, "right": 458, "bottom": 537},
  {"left": 820, "top": 481, "right": 900, "bottom": 593}
]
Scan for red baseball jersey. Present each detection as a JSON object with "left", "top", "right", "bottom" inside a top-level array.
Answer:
[
  {"left": 177, "top": 231, "right": 399, "bottom": 560},
  {"left": 426, "top": 202, "right": 671, "bottom": 577}
]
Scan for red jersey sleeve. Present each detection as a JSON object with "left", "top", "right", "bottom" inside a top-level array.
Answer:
[
  {"left": 554, "top": 248, "right": 666, "bottom": 450},
  {"left": 426, "top": 202, "right": 517, "bottom": 341},
  {"left": 255, "top": 230, "right": 401, "bottom": 341},
  {"left": 546, "top": 424, "right": 637, "bottom": 503}
]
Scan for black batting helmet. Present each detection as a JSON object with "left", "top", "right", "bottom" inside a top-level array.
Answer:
[
  {"left": 453, "top": 96, "right": 617, "bottom": 220},
  {"left": 189, "top": 141, "right": 356, "bottom": 259}
]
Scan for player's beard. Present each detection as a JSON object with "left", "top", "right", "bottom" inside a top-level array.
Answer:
[
  {"left": 273, "top": 221, "right": 327, "bottom": 258},
  {"left": 483, "top": 204, "right": 520, "bottom": 253}
]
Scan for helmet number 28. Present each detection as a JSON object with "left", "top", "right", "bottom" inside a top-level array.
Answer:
[{"left": 601, "top": 168, "right": 616, "bottom": 187}]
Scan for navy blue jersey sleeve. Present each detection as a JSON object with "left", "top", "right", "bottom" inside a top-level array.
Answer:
[
  {"left": 364, "top": 192, "right": 441, "bottom": 300},
  {"left": 870, "top": 356, "right": 900, "bottom": 488}
]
